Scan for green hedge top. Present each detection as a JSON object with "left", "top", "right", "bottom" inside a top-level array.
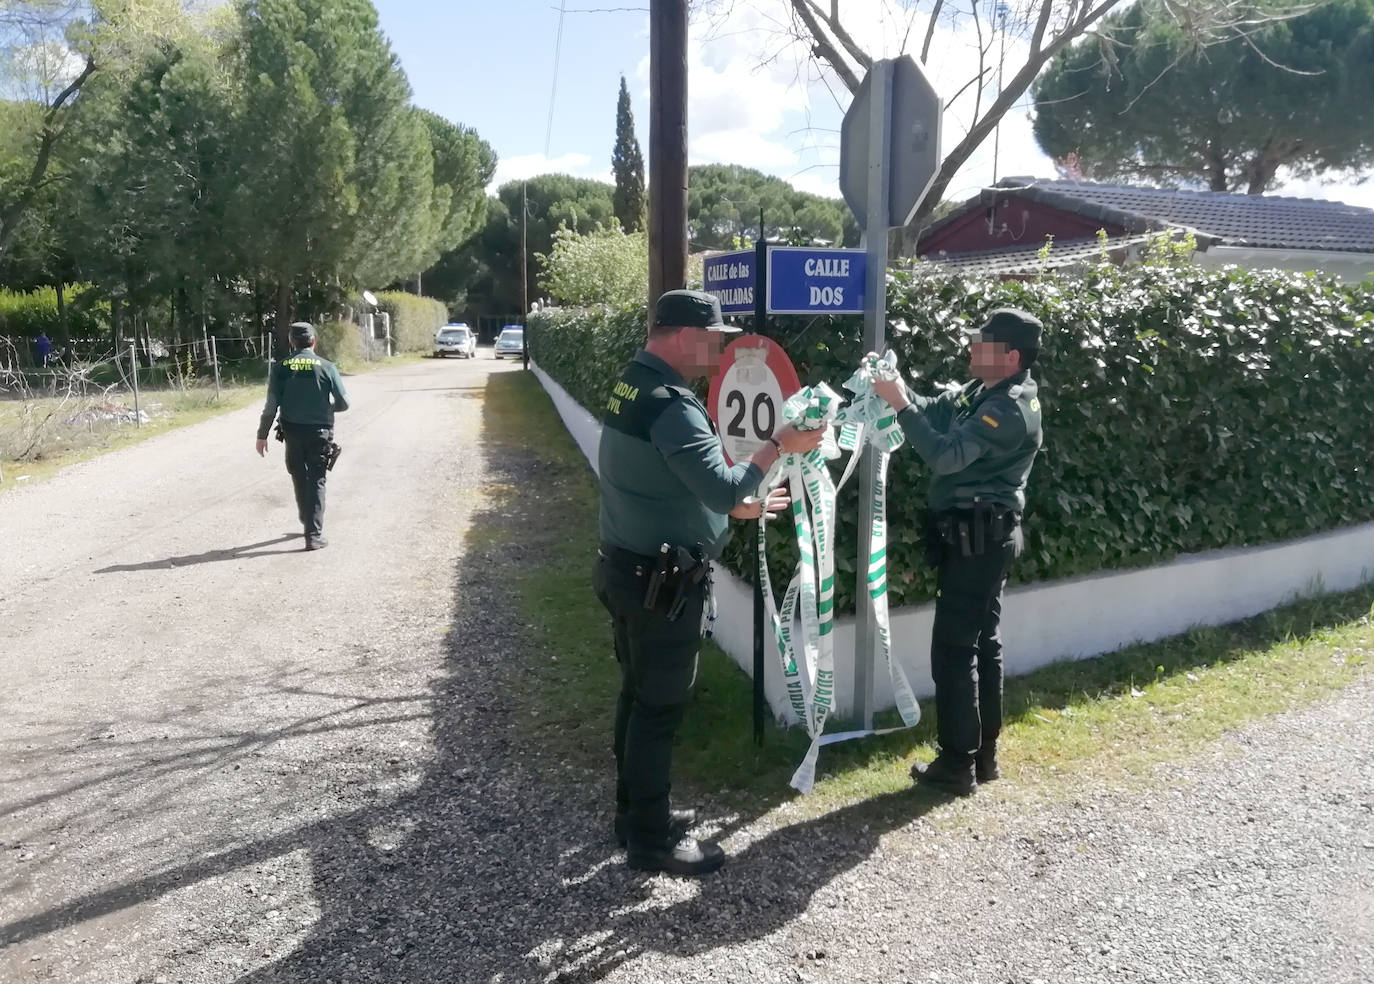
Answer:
[
  {"left": 529, "top": 265, "right": 1374, "bottom": 615},
  {"left": 0, "top": 285, "right": 107, "bottom": 340},
  {"left": 376, "top": 291, "right": 450, "bottom": 354}
]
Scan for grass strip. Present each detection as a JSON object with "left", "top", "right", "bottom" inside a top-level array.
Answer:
[{"left": 0, "top": 353, "right": 425, "bottom": 488}]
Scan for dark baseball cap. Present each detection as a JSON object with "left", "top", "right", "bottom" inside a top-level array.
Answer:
[
  {"left": 968, "top": 308, "right": 1042, "bottom": 352},
  {"left": 653, "top": 290, "right": 741, "bottom": 333},
  {"left": 289, "top": 322, "right": 316, "bottom": 345}
]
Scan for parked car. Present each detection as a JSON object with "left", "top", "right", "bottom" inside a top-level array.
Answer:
[
  {"left": 434, "top": 324, "right": 476, "bottom": 358},
  {"left": 494, "top": 326, "right": 525, "bottom": 360}
]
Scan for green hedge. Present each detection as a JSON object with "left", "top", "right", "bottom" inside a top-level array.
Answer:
[
  {"left": 315, "top": 319, "right": 364, "bottom": 365},
  {"left": 376, "top": 291, "right": 449, "bottom": 354},
  {"left": 0, "top": 285, "right": 106, "bottom": 341},
  {"left": 529, "top": 266, "right": 1374, "bottom": 615}
]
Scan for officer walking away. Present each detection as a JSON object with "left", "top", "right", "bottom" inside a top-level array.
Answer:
[
  {"left": 596, "top": 289, "right": 823, "bottom": 877},
  {"left": 255, "top": 322, "right": 349, "bottom": 550},
  {"left": 871, "top": 308, "right": 1044, "bottom": 797}
]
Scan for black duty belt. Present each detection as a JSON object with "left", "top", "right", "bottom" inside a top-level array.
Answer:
[
  {"left": 598, "top": 543, "right": 659, "bottom": 572},
  {"left": 928, "top": 504, "right": 1021, "bottom": 558},
  {"left": 599, "top": 542, "right": 710, "bottom": 621}
]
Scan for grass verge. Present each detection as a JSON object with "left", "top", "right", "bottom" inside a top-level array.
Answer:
[
  {"left": 486, "top": 370, "right": 1373, "bottom": 816},
  {"left": 0, "top": 353, "right": 426, "bottom": 489}
]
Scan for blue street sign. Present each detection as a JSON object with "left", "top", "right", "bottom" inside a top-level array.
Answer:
[
  {"left": 702, "top": 249, "right": 757, "bottom": 315},
  {"left": 766, "top": 247, "right": 866, "bottom": 315}
]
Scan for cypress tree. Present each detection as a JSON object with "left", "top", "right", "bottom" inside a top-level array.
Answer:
[{"left": 611, "top": 76, "right": 645, "bottom": 234}]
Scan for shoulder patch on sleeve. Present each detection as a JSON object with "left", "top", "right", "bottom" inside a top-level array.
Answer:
[{"left": 980, "top": 413, "right": 1000, "bottom": 428}]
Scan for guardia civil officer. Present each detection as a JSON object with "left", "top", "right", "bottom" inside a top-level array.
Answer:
[
  {"left": 871, "top": 308, "right": 1044, "bottom": 796},
  {"left": 255, "top": 322, "right": 350, "bottom": 550},
  {"left": 595, "top": 289, "right": 824, "bottom": 877}
]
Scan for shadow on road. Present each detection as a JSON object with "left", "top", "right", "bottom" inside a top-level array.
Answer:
[{"left": 93, "top": 534, "right": 302, "bottom": 572}]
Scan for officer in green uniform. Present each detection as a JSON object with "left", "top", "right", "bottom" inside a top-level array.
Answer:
[
  {"left": 596, "top": 289, "right": 823, "bottom": 877},
  {"left": 872, "top": 308, "right": 1044, "bottom": 796},
  {"left": 255, "top": 322, "right": 350, "bottom": 550}
]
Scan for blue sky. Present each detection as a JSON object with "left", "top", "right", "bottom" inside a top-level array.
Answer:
[{"left": 371, "top": 0, "right": 1374, "bottom": 210}]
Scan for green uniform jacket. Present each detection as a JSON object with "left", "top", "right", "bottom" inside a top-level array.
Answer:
[
  {"left": 598, "top": 351, "right": 764, "bottom": 558},
  {"left": 896, "top": 370, "right": 1043, "bottom": 512},
  {"left": 256, "top": 348, "right": 350, "bottom": 440}
]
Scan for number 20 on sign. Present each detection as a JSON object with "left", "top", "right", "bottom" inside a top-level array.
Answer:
[{"left": 707, "top": 335, "right": 803, "bottom": 466}]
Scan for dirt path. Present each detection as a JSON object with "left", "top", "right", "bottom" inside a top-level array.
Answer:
[{"left": 1, "top": 355, "right": 506, "bottom": 981}]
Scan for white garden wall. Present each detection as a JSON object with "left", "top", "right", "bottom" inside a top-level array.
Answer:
[{"left": 531, "top": 362, "right": 1374, "bottom": 722}]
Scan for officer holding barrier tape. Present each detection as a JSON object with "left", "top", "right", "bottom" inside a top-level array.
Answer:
[{"left": 869, "top": 308, "right": 1045, "bottom": 796}]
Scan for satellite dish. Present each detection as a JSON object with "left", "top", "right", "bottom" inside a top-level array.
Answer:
[{"left": 362, "top": 290, "right": 378, "bottom": 307}]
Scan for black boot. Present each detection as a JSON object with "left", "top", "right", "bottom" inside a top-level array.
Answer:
[
  {"left": 614, "top": 808, "right": 696, "bottom": 848},
  {"left": 627, "top": 835, "right": 724, "bottom": 877},
  {"left": 975, "top": 742, "right": 1000, "bottom": 783},
  {"left": 910, "top": 753, "right": 976, "bottom": 797}
]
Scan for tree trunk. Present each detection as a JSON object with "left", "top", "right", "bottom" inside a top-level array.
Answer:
[
  {"left": 274, "top": 279, "right": 293, "bottom": 356},
  {"left": 1206, "top": 141, "right": 1229, "bottom": 191},
  {"left": 253, "top": 281, "right": 265, "bottom": 357},
  {"left": 110, "top": 296, "right": 122, "bottom": 355},
  {"left": 55, "top": 281, "right": 69, "bottom": 349}
]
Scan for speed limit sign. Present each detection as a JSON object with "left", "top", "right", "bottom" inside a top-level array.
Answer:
[{"left": 707, "top": 335, "right": 802, "bottom": 466}]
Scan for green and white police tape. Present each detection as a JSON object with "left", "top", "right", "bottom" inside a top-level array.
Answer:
[{"left": 757, "top": 354, "right": 920, "bottom": 793}]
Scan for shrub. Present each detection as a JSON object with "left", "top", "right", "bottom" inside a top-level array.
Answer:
[
  {"left": 538, "top": 224, "right": 649, "bottom": 307},
  {"left": 0, "top": 285, "right": 106, "bottom": 342},
  {"left": 314, "top": 319, "right": 364, "bottom": 365},
  {"left": 376, "top": 291, "right": 449, "bottom": 354},
  {"left": 530, "top": 264, "right": 1374, "bottom": 615}
]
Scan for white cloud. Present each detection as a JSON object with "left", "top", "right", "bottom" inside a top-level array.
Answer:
[
  {"left": 784, "top": 167, "right": 843, "bottom": 199},
  {"left": 1271, "top": 173, "right": 1374, "bottom": 210},
  {"left": 488, "top": 152, "right": 611, "bottom": 192},
  {"left": 691, "top": 129, "right": 798, "bottom": 168}
]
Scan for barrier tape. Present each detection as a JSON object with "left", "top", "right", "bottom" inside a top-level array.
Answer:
[{"left": 756, "top": 355, "right": 921, "bottom": 794}]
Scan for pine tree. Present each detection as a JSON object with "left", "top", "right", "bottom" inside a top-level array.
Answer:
[{"left": 611, "top": 76, "right": 645, "bottom": 234}]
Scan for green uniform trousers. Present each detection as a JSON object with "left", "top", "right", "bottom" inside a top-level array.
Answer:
[
  {"left": 592, "top": 551, "right": 705, "bottom": 850},
  {"left": 282, "top": 422, "right": 332, "bottom": 538},
  {"left": 930, "top": 516, "right": 1023, "bottom": 764}
]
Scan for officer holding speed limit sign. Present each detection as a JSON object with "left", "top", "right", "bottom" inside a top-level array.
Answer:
[{"left": 594, "top": 289, "right": 823, "bottom": 877}]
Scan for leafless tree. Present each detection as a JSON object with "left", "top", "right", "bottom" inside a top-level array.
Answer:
[{"left": 763, "top": 0, "right": 1319, "bottom": 233}]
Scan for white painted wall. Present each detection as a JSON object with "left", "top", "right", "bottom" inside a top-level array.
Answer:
[{"left": 531, "top": 361, "right": 1374, "bottom": 722}]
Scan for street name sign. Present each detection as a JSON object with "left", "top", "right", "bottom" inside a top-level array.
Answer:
[
  {"left": 702, "top": 249, "right": 757, "bottom": 315},
  {"left": 766, "top": 247, "right": 866, "bottom": 315}
]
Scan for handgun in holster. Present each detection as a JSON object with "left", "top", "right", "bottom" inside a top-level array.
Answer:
[
  {"left": 325, "top": 441, "right": 342, "bottom": 471},
  {"left": 273, "top": 422, "right": 285, "bottom": 443},
  {"left": 665, "top": 545, "right": 709, "bottom": 622},
  {"left": 642, "top": 544, "right": 673, "bottom": 611}
]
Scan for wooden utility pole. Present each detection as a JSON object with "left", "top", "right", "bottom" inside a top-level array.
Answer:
[
  {"left": 520, "top": 181, "right": 528, "bottom": 316},
  {"left": 648, "top": 0, "right": 688, "bottom": 328}
]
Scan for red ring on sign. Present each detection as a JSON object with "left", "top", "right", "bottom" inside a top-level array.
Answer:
[{"left": 707, "top": 335, "right": 802, "bottom": 465}]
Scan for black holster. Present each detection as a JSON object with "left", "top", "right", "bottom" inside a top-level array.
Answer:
[
  {"left": 614, "top": 543, "right": 708, "bottom": 621},
  {"left": 926, "top": 504, "right": 1019, "bottom": 563},
  {"left": 325, "top": 441, "right": 342, "bottom": 471}
]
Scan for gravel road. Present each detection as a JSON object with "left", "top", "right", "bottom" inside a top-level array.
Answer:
[{"left": 2, "top": 354, "right": 1370, "bottom": 984}]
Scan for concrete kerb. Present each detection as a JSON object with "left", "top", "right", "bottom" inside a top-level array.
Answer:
[{"left": 529, "top": 360, "right": 1374, "bottom": 723}]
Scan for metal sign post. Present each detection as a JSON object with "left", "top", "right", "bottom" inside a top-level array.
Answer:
[
  {"left": 752, "top": 223, "right": 769, "bottom": 745},
  {"left": 839, "top": 55, "right": 943, "bottom": 729},
  {"left": 853, "top": 60, "right": 894, "bottom": 731}
]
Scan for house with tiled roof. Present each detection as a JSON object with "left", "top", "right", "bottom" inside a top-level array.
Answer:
[{"left": 915, "top": 178, "right": 1374, "bottom": 282}]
